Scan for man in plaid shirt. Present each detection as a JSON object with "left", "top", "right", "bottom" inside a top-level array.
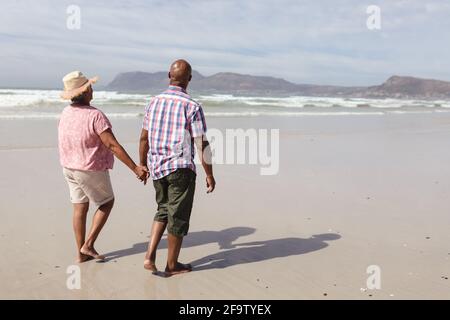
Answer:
[{"left": 139, "top": 59, "right": 216, "bottom": 277}]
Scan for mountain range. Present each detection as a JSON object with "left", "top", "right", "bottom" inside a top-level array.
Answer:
[{"left": 105, "top": 71, "right": 450, "bottom": 99}]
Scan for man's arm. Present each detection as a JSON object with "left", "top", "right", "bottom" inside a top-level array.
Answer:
[
  {"left": 194, "top": 135, "right": 215, "bottom": 193},
  {"left": 99, "top": 128, "right": 147, "bottom": 180},
  {"left": 139, "top": 129, "right": 150, "bottom": 185},
  {"left": 139, "top": 129, "right": 149, "bottom": 166}
]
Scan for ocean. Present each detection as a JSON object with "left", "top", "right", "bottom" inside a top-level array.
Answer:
[{"left": 1, "top": 88, "right": 450, "bottom": 120}]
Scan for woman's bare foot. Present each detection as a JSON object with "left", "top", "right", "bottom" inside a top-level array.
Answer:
[
  {"left": 164, "top": 262, "right": 192, "bottom": 277},
  {"left": 80, "top": 244, "right": 105, "bottom": 260},
  {"left": 76, "top": 253, "right": 93, "bottom": 263},
  {"left": 144, "top": 259, "right": 158, "bottom": 274}
]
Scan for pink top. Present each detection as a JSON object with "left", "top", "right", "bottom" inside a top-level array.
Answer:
[{"left": 58, "top": 105, "right": 114, "bottom": 171}]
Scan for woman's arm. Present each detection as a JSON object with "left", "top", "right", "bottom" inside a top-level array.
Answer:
[{"left": 99, "top": 128, "right": 148, "bottom": 180}]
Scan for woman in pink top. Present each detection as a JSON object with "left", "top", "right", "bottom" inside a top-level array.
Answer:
[{"left": 58, "top": 71, "right": 148, "bottom": 263}]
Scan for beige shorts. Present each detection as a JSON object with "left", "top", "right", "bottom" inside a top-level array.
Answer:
[{"left": 63, "top": 168, "right": 114, "bottom": 206}]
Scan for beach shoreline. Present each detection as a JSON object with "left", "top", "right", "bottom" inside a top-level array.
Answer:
[{"left": 1, "top": 113, "right": 450, "bottom": 299}]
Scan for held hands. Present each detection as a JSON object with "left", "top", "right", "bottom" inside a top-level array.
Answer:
[
  {"left": 206, "top": 175, "right": 216, "bottom": 193},
  {"left": 134, "top": 165, "right": 149, "bottom": 184},
  {"left": 134, "top": 165, "right": 214, "bottom": 190}
]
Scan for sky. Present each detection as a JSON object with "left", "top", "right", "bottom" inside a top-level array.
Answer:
[{"left": 1, "top": 0, "right": 450, "bottom": 88}]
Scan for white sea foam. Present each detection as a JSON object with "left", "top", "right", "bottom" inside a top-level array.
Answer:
[
  {"left": 198, "top": 94, "right": 450, "bottom": 109},
  {"left": 0, "top": 89, "right": 151, "bottom": 108},
  {"left": 204, "top": 111, "right": 385, "bottom": 117},
  {"left": 1, "top": 89, "right": 450, "bottom": 119},
  {"left": 0, "top": 89, "right": 62, "bottom": 108},
  {"left": 387, "top": 110, "right": 435, "bottom": 115},
  {"left": 5, "top": 109, "right": 450, "bottom": 120},
  {"left": 0, "top": 111, "right": 380, "bottom": 119},
  {"left": 0, "top": 113, "right": 143, "bottom": 120},
  {"left": 0, "top": 114, "right": 61, "bottom": 120}
]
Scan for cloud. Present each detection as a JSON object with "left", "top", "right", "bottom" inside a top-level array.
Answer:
[{"left": 0, "top": 0, "right": 449, "bottom": 87}]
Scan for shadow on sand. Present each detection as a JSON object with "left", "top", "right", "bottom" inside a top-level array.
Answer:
[
  {"left": 104, "top": 227, "right": 341, "bottom": 271},
  {"left": 190, "top": 233, "right": 341, "bottom": 271},
  {"left": 103, "top": 227, "right": 257, "bottom": 261}
]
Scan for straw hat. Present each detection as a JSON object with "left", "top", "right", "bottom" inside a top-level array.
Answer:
[{"left": 61, "top": 71, "right": 99, "bottom": 100}]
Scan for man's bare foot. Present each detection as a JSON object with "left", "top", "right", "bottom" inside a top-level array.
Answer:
[
  {"left": 164, "top": 262, "right": 192, "bottom": 277},
  {"left": 76, "top": 253, "right": 93, "bottom": 263},
  {"left": 144, "top": 259, "right": 157, "bottom": 274},
  {"left": 80, "top": 245, "right": 105, "bottom": 260}
]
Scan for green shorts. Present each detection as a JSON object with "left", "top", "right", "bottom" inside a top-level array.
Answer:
[{"left": 153, "top": 168, "right": 196, "bottom": 237}]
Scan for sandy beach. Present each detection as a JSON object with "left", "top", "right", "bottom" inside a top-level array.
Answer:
[{"left": 1, "top": 113, "right": 450, "bottom": 299}]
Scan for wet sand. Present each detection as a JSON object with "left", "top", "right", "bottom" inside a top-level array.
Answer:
[{"left": 0, "top": 113, "right": 450, "bottom": 299}]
